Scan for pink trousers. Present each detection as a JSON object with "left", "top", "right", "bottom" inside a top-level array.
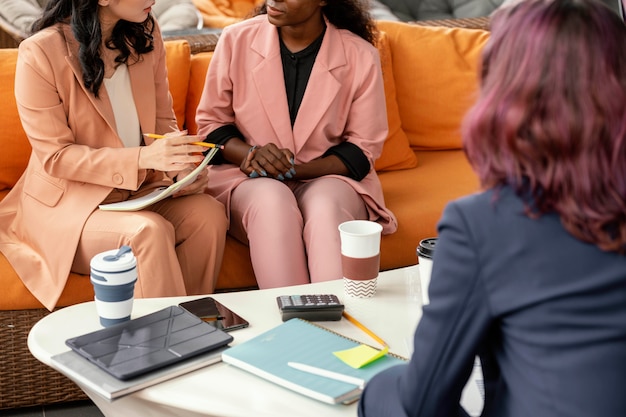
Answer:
[
  {"left": 229, "top": 177, "right": 368, "bottom": 288},
  {"left": 71, "top": 193, "right": 228, "bottom": 297}
]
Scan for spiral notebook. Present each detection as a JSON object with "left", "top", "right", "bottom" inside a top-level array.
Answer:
[{"left": 221, "top": 318, "right": 407, "bottom": 405}]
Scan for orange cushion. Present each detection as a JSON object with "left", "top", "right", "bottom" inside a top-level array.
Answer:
[
  {"left": 378, "top": 149, "right": 479, "bottom": 270},
  {"left": 374, "top": 31, "right": 418, "bottom": 172},
  {"left": 185, "top": 51, "right": 214, "bottom": 134},
  {"left": 0, "top": 48, "right": 31, "bottom": 192},
  {"left": 376, "top": 21, "right": 489, "bottom": 150},
  {"left": 0, "top": 252, "right": 93, "bottom": 310},
  {"left": 164, "top": 40, "right": 192, "bottom": 130}
]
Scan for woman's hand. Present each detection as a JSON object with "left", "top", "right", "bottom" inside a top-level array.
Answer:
[
  {"left": 139, "top": 135, "right": 207, "bottom": 172},
  {"left": 171, "top": 166, "right": 209, "bottom": 197},
  {"left": 241, "top": 143, "right": 296, "bottom": 180}
]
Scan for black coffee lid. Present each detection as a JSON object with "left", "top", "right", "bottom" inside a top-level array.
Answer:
[{"left": 417, "top": 237, "right": 437, "bottom": 258}]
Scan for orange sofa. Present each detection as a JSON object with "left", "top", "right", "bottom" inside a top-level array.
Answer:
[{"left": 0, "top": 19, "right": 489, "bottom": 409}]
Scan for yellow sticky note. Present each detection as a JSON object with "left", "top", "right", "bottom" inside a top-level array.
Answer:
[{"left": 333, "top": 345, "right": 389, "bottom": 369}]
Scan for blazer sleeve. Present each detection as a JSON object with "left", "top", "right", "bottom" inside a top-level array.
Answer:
[
  {"left": 340, "top": 42, "right": 388, "bottom": 167},
  {"left": 195, "top": 25, "right": 238, "bottom": 139},
  {"left": 358, "top": 201, "right": 492, "bottom": 417}
]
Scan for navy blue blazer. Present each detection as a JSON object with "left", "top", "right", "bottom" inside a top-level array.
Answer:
[{"left": 359, "top": 186, "right": 626, "bottom": 417}]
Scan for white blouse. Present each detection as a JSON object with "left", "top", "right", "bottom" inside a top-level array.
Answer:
[{"left": 103, "top": 64, "right": 141, "bottom": 148}]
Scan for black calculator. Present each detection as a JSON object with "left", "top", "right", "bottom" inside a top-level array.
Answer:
[{"left": 276, "top": 294, "right": 345, "bottom": 321}]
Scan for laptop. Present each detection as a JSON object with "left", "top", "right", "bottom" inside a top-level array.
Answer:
[{"left": 65, "top": 305, "right": 233, "bottom": 381}]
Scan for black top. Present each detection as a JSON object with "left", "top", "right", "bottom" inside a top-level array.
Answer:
[{"left": 280, "top": 29, "right": 324, "bottom": 127}]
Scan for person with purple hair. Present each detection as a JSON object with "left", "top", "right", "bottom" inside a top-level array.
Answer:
[{"left": 358, "top": 0, "right": 626, "bottom": 416}]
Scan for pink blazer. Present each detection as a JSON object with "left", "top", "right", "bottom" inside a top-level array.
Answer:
[
  {"left": 196, "top": 16, "right": 397, "bottom": 234},
  {"left": 0, "top": 23, "right": 178, "bottom": 310}
]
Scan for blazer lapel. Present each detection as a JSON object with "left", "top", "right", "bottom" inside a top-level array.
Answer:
[
  {"left": 62, "top": 26, "right": 121, "bottom": 147},
  {"left": 251, "top": 23, "right": 295, "bottom": 147},
  {"left": 249, "top": 20, "right": 346, "bottom": 153},
  {"left": 292, "top": 23, "right": 344, "bottom": 153}
]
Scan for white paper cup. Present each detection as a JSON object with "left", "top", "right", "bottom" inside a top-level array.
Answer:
[
  {"left": 90, "top": 246, "right": 137, "bottom": 327},
  {"left": 338, "top": 220, "right": 382, "bottom": 298},
  {"left": 417, "top": 238, "right": 437, "bottom": 305}
]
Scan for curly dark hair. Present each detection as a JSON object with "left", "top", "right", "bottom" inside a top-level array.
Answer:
[
  {"left": 31, "top": 0, "right": 155, "bottom": 97},
  {"left": 255, "top": 0, "right": 378, "bottom": 45}
]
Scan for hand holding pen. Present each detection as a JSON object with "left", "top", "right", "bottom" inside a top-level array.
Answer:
[{"left": 139, "top": 132, "right": 221, "bottom": 172}]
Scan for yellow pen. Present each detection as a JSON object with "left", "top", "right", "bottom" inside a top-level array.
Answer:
[
  {"left": 191, "top": 142, "right": 223, "bottom": 149},
  {"left": 342, "top": 311, "right": 388, "bottom": 348},
  {"left": 143, "top": 133, "right": 223, "bottom": 149}
]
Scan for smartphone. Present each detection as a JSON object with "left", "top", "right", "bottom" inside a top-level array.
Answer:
[{"left": 179, "top": 297, "right": 249, "bottom": 332}]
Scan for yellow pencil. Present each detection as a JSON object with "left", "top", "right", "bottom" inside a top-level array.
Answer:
[
  {"left": 191, "top": 142, "right": 223, "bottom": 149},
  {"left": 342, "top": 311, "right": 388, "bottom": 348},
  {"left": 143, "top": 133, "right": 223, "bottom": 149}
]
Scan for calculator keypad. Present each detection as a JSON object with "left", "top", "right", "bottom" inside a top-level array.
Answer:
[{"left": 277, "top": 294, "right": 344, "bottom": 321}]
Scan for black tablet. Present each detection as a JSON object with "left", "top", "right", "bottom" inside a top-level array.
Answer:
[{"left": 66, "top": 305, "right": 233, "bottom": 380}]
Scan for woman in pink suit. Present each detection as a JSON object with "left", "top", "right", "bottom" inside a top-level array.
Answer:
[
  {"left": 0, "top": 0, "right": 228, "bottom": 311},
  {"left": 196, "top": 0, "right": 397, "bottom": 288}
]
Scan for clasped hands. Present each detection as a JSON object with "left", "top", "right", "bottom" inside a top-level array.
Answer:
[
  {"left": 240, "top": 143, "right": 296, "bottom": 181},
  {"left": 139, "top": 132, "right": 208, "bottom": 196}
]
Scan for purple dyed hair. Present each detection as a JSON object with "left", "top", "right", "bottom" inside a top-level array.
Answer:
[{"left": 463, "top": 0, "right": 626, "bottom": 253}]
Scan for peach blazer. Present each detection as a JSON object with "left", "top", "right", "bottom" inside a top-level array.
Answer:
[
  {"left": 196, "top": 16, "right": 398, "bottom": 233},
  {"left": 0, "top": 23, "right": 178, "bottom": 310}
]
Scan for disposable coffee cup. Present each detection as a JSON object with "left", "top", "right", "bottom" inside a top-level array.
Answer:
[
  {"left": 90, "top": 245, "right": 137, "bottom": 327},
  {"left": 417, "top": 238, "right": 437, "bottom": 305},
  {"left": 338, "top": 220, "right": 382, "bottom": 298}
]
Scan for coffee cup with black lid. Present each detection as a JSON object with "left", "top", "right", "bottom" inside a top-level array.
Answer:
[{"left": 417, "top": 238, "right": 437, "bottom": 305}]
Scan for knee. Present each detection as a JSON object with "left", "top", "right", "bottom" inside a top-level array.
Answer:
[
  {"left": 242, "top": 181, "right": 300, "bottom": 220},
  {"left": 300, "top": 180, "right": 363, "bottom": 221},
  {"left": 131, "top": 212, "right": 175, "bottom": 244},
  {"left": 302, "top": 193, "right": 346, "bottom": 222}
]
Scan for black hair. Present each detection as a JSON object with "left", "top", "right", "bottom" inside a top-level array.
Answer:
[{"left": 32, "top": 0, "right": 155, "bottom": 97}]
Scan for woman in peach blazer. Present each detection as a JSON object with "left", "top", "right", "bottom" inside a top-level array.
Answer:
[
  {"left": 0, "top": 0, "right": 227, "bottom": 311},
  {"left": 196, "top": 0, "right": 397, "bottom": 288}
]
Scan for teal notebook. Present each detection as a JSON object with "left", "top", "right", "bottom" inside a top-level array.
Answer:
[{"left": 221, "top": 318, "right": 407, "bottom": 404}]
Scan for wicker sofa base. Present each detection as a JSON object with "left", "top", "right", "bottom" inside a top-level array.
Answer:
[{"left": 0, "top": 309, "right": 87, "bottom": 410}]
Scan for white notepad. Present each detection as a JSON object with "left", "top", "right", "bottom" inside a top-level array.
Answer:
[
  {"left": 99, "top": 147, "right": 218, "bottom": 211},
  {"left": 51, "top": 345, "right": 228, "bottom": 400}
]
